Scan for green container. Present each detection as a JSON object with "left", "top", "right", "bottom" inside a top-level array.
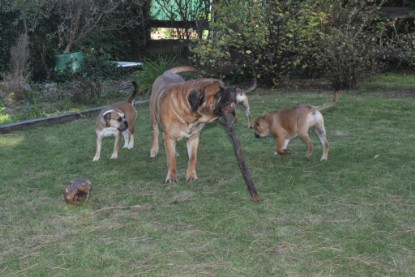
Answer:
[{"left": 55, "top": 51, "right": 84, "bottom": 72}]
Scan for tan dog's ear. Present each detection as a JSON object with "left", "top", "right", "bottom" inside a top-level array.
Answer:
[
  {"left": 188, "top": 89, "right": 205, "bottom": 112},
  {"left": 103, "top": 112, "right": 112, "bottom": 127}
]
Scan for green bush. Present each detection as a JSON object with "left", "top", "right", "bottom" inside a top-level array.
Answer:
[
  {"left": 311, "top": 1, "right": 387, "bottom": 89},
  {"left": 53, "top": 48, "right": 121, "bottom": 104},
  {"left": 0, "top": 0, "right": 151, "bottom": 82},
  {"left": 191, "top": 0, "right": 345, "bottom": 85},
  {"left": 0, "top": 105, "right": 12, "bottom": 125},
  {"left": 380, "top": 19, "right": 415, "bottom": 70},
  {"left": 130, "top": 55, "right": 179, "bottom": 94},
  {"left": 191, "top": 0, "right": 391, "bottom": 89}
]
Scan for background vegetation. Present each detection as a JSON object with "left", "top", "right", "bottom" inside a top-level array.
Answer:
[
  {"left": 0, "top": 0, "right": 414, "bottom": 124},
  {"left": 191, "top": 0, "right": 415, "bottom": 88}
]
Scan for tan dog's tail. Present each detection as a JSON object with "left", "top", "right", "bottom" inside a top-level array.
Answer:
[
  {"left": 237, "top": 79, "right": 257, "bottom": 94},
  {"left": 316, "top": 91, "right": 340, "bottom": 111},
  {"left": 164, "top": 66, "right": 197, "bottom": 75},
  {"left": 129, "top": 81, "right": 139, "bottom": 104}
]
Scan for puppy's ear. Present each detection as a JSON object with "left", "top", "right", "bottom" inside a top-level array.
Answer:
[
  {"left": 103, "top": 112, "right": 112, "bottom": 127},
  {"left": 215, "top": 87, "right": 224, "bottom": 101},
  {"left": 104, "top": 112, "right": 112, "bottom": 122},
  {"left": 188, "top": 89, "right": 205, "bottom": 112}
]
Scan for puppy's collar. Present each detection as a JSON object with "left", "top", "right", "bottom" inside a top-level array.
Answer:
[
  {"left": 103, "top": 109, "right": 125, "bottom": 118},
  {"left": 102, "top": 109, "right": 126, "bottom": 128}
]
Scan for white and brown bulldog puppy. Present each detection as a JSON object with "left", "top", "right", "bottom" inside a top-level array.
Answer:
[
  {"left": 149, "top": 66, "right": 255, "bottom": 183},
  {"left": 232, "top": 79, "right": 257, "bottom": 128},
  {"left": 93, "top": 81, "right": 138, "bottom": 161},
  {"left": 254, "top": 91, "right": 339, "bottom": 161}
]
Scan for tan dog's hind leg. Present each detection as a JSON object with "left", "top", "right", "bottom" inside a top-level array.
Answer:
[
  {"left": 241, "top": 98, "right": 254, "bottom": 128},
  {"left": 164, "top": 137, "right": 178, "bottom": 183},
  {"left": 129, "top": 130, "right": 135, "bottom": 149},
  {"left": 122, "top": 130, "right": 134, "bottom": 149},
  {"left": 298, "top": 129, "right": 314, "bottom": 158},
  {"left": 315, "top": 123, "right": 329, "bottom": 161},
  {"left": 150, "top": 123, "right": 159, "bottom": 157},
  {"left": 110, "top": 132, "right": 121, "bottom": 159},
  {"left": 93, "top": 133, "right": 103, "bottom": 161},
  {"left": 186, "top": 136, "right": 199, "bottom": 182},
  {"left": 234, "top": 94, "right": 254, "bottom": 128},
  {"left": 126, "top": 124, "right": 135, "bottom": 149}
]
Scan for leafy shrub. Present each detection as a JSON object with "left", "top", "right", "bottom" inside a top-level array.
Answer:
[
  {"left": 380, "top": 19, "right": 415, "bottom": 70},
  {"left": 130, "top": 55, "right": 179, "bottom": 94},
  {"left": 0, "top": 32, "right": 32, "bottom": 101},
  {"left": 53, "top": 48, "right": 121, "bottom": 104},
  {"left": 0, "top": 104, "right": 12, "bottom": 125},
  {"left": 311, "top": 1, "right": 387, "bottom": 89},
  {"left": 191, "top": 0, "right": 391, "bottom": 89},
  {"left": 191, "top": 0, "right": 332, "bottom": 85},
  {"left": 191, "top": 0, "right": 269, "bottom": 81}
]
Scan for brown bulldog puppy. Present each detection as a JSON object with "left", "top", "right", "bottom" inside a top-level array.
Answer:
[
  {"left": 93, "top": 81, "right": 138, "bottom": 161},
  {"left": 232, "top": 79, "right": 257, "bottom": 128},
  {"left": 254, "top": 92, "right": 339, "bottom": 161}
]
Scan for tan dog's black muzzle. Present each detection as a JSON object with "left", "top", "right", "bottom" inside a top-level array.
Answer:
[{"left": 118, "top": 119, "right": 128, "bottom": 132}]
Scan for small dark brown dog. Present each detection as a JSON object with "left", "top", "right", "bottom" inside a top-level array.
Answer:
[
  {"left": 93, "top": 81, "right": 138, "bottom": 161},
  {"left": 254, "top": 91, "right": 339, "bottom": 161},
  {"left": 149, "top": 66, "right": 256, "bottom": 183},
  {"left": 232, "top": 79, "right": 257, "bottom": 128}
]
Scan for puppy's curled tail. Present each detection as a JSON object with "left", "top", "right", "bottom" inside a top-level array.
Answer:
[
  {"left": 237, "top": 78, "right": 257, "bottom": 94},
  {"left": 316, "top": 91, "right": 340, "bottom": 111},
  {"left": 129, "top": 81, "right": 139, "bottom": 104},
  {"left": 164, "top": 66, "right": 197, "bottom": 75}
]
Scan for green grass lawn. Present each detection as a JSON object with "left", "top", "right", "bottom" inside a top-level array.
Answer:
[{"left": 1, "top": 85, "right": 414, "bottom": 276}]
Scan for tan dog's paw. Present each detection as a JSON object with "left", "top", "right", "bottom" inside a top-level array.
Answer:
[
  {"left": 165, "top": 175, "right": 178, "bottom": 183},
  {"left": 186, "top": 172, "right": 198, "bottom": 183},
  {"left": 110, "top": 153, "right": 118, "bottom": 159},
  {"left": 275, "top": 149, "right": 291, "bottom": 156}
]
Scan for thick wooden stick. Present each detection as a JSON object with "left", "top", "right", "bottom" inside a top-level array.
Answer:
[{"left": 223, "top": 111, "right": 260, "bottom": 203}]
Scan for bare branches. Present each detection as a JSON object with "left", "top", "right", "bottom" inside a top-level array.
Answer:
[{"left": 50, "top": 0, "right": 121, "bottom": 53}]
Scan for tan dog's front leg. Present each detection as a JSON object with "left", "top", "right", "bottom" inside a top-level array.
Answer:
[
  {"left": 186, "top": 135, "right": 200, "bottom": 182},
  {"left": 164, "top": 136, "right": 178, "bottom": 183},
  {"left": 110, "top": 132, "right": 121, "bottom": 159},
  {"left": 93, "top": 133, "right": 103, "bottom": 161},
  {"left": 275, "top": 137, "right": 291, "bottom": 156}
]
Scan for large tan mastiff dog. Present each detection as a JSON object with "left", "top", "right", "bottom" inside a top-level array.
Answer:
[
  {"left": 150, "top": 66, "right": 255, "bottom": 183},
  {"left": 254, "top": 91, "right": 339, "bottom": 161}
]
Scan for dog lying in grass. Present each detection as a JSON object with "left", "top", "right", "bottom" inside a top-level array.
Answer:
[{"left": 254, "top": 91, "right": 339, "bottom": 161}]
